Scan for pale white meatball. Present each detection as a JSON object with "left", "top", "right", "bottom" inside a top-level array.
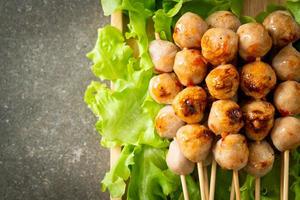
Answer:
[
  {"left": 155, "top": 106, "right": 185, "bottom": 139},
  {"left": 240, "top": 61, "right": 277, "bottom": 99},
  {"left": 271, "top": 117, "right": 300, "bottom": 151},
  {"left": 208, "top": 100, "right": 244, "bottom": 136},
  {"left": 166, "top": 140, "right": 195, "bottom": 175},
  {"left": 174, "top": 49, "right": 207, "bottom": 86},
  {"left": 263, "top": 10, "right": 300, "bottom": 47},
  {"left": 242, "top": 100, "right": 275, "bottom": 141},
  {"left": 176, "top": 124, "right": 214, "bottom": 162},
  {"left": 274, "top": 81, "right": 300, "bottom": 116},
  {"left": 201, "top": 27, "right": 238, "bottom": 66},
  {"left": 244, "top": 141, "right": 275, "bottom": 177},
  {"left": 173, "top": 12, "right": 208, "bottom": 49},
  {"left": 149, "top": 39, "right": 179, "bottom": 73},
  {"left": 172, "top": 86, "right": 207, "bottom": 123},
  {"left": 213, "top": 134, "right": 249, "bottom": 170},
  {"left": 205, "top": 64, "right": 239, "bottom": 99},
  {"left": 149, "top": 73, "right": 183, "bottom": 104},
  {"left": 206, "top": 11, "right": 241, "bottom": 32},
  {"left": 272, "top": 43, "right": 300, "bottom": 81},
  {"left": 237, "top": 23, "right": 272, "bottom": 61}
]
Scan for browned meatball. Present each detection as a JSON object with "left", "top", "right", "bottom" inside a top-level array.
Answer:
[
  {"left": 271, "top": 117, "right": 300, "bottom": 151},
  {"left": 240, "top": 61, "right": 277, "bottom": 99},
  {"left": 263, "top": 10, "right": 300, "bottom": 47},
  {"left": 208, "top": 100, "right": 244, "bottom": 136},
  {"left": 205, "top": 64, "right": 239, "bottom": 99},
  {"left": 213, "top": 134, "right": 249, "bottom": 170},
  {"left": 244, "top": 141, "right": 275, "bottom": 177},
  {"left": 173, "top": 12, "right": 208, "bottom": 49},
  {"left": 272, "top": 43, "right": 300, "bottom": 81},
  {"left": 274, "top": 81, "right": 300, "bottom": 116},
  {"left": 155, "top": 106, "right": 185, "bottom": 139},
  {"left": 242, "top": 100, "right": 275, "bottom": 141},
  {"left": 201, "top": 27, "right": 238, "bottom": 66},
  {"left": 206, "top": 11, "right": 241, "bottom": 32},
  {"left": 173, "top": 86, "right": 207, "bottom": 123},
  {"left": 237, "top": 23, "right": 272, "bottom": 61},
  {"left": 149, "top": 39, "right": 179, "bottom": 73},
  {"left": 173, "top": 49, "right": 208, "bottom": 86},
  {"left": 149, "top": 73, "right": 183, "bottom": 104},
  {"left": 176, "top": 124, "right": 214, "bottom": 162},
  {"left": 166, "top": 140, "right": 195, "bottom": 175}
]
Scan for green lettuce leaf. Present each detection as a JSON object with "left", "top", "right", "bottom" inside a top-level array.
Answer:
[
  {"left": 287, "top": 1, "right": 300, "bottom": 23},
  {"left": 87, "top": 26, "right": 134, "bottom": 81}
]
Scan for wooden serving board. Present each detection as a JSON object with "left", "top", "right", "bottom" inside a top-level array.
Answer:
[{"left": 109, "top": 0, "right": 285, "bottom": 199}]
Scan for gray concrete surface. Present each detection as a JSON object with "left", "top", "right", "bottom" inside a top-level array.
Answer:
[{"left": 0, "top": 0, "right": 110, "bottom": 199}]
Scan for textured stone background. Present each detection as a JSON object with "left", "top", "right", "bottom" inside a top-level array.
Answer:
[{"left": 0, "top": 0, "right": 110, "bottom": 199}]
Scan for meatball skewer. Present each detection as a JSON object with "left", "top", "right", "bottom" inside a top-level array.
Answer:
[
  {"left": 152, "top": 33, "right": 192, "bottom": 200},
  {"left": 208, "top": 100, "right": 246, "bottom": 200}
]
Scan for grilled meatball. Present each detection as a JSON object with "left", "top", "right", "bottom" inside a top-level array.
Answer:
[
  {"left": 166, "top": 140, "right": 195, "bottom": 175},
  {"left": 272, "top": 43, "right": 300, "bottom": 81},
  {"left": 271, "top": 117, "right": 300, "bottom": 151},
  {"left": 206, "top": 11, "right": 241, "bottom": 32},
  {"left": 155, "top": 106, "right": 185, "bottom": 139},
  {"left": 242, "top": 100, "right": 275, "bottom": 141},
  {"left": 237, "top": 23, "right": 272, "bottom": 61},
  {"left": 263, "top": 10, "right": 300, "bottom": 47},
  {"left": 149, "top": 73, "right": 183, "bottom": 104},
  {"left": 205, "top": 64, "right": 239, "bottom": 99},
  {"left": 208, "top": 100, "right": 244, "bottom": 136},
  {"left": 213, "top": 134, "right": 249, "bottom": 170},
  {"left": 173, "top": 12, "right": 208, "bottom": 49},
  {"left": 174, "top": 49, "right": 207, "bottom": 86},
  {"left": 173, "top": 86, "right": 207, "bottom": 123},
  {"left": 201, "top": 27, "right": 238, "bottom": 66},
  {"left": 176, "top": 124, "right": 214, "bottom": 162},
  {"left": 149, "top": 39, "right": 179, "bottom": 73},
  {"left": 274, "top": 81, "right": 300, "bottom": 116},
  {"left": 244, "top": 141, "right": 275, "bottom": 177},
  {"left": 240, "top": 61, "right": 277, "bottom": 99}
]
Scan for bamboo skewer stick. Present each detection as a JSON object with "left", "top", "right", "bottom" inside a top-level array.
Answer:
[
  {"left": 233, "top": 170, "right": 241, "bottom": 200},
  {"left": 181, "top": 175, "right": 190, "bottom": 200},
  {"left": 280, "top": 152, "right": 284, "bottom": 200},
  {"left": 209, "top": 159, "right": 217, "bottom": 200},
  {"left": 230, "top": 178, "right": 235, "bottom": 200},
  {"left": 283, "top": 150, "right": 290, "bottom": 200},
  {"left": 197, "top": 162, "right": 207, "bottom": 200},
  {"left": 255, "top": 177, "right": 260, "bottom": 200},
  {"left": 204, "top": 165, "right": 209, "bottom": 200},
  {"left": 110, "top": 11, "right": 123, "bottom": 200}
]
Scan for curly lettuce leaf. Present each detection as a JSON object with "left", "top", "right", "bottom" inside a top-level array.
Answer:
[
  {"left": 287, "top": 0, "right": 300, "bottom": 23},
  {"left": 87, "top": 26, "right": 134, "bottom": 81}
]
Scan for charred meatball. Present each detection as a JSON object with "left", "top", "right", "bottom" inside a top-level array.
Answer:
[
  {"left": 173, "top": 12, "right": 208, "bottom": 49},
  {"left": 240, "top": 61, "right": 277, "bottom": 99},
  {"left": 166, "top": 140, "right": 195, "bottom": 175},
  {"left": 201, "top": 27, "right": 238, "bottom": 66},
  {"left": 237, "top": 23, "right": 272, "bottom": 61},
  {"left": 155, "top": 106, "right": 185, "bottom": 139},
  {"left": 208, "top": 100, "right": 244, "bottom": 136},
  {"left": 174, "top": 49, "right": 207, "bottom": 86},
  {"left": 263, "top": 10, "right": 300, "bottom": 47},
  {"left": 176, "top": 124, "right": 214, "bottom": 162},
  {"left": 205, "top": 64, "right": 239, "bottom": 99},
  {"left": 206, "top": 11, "right": 241, "bottom": 32},
  {"left": 271, "top": 117, "right": 300, "bottom": 151},
  {"left": 173, "top": 86, "right": 207, "bottom": 123},
  {"left": 149, "top": 39, "right": 179, "bottom": 73},
  {"left": 272, "top": 43, "right": 300, "bottom": 81},
  {"left": 274, "top": 81, "right": 300, "bottom": 116},
  {"left": 244, "top": 141, "right": 275, "bottom": 177},
  {"left": 149, "top": 73, "right": 183, "bottom": 104},
  {"left": 213, "top": 134, "right": 249, "bottom": 170},
  {"left": 242, "top": 100, "right": 275, "bottom": 141}
]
